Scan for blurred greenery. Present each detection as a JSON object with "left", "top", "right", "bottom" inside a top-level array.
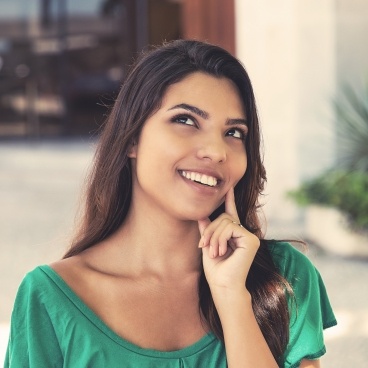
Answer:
[
  {"left": 335, "top": 83, "right": 368, "bottom": 171},
  {"left": 288, "top": 82, "right": 368, "bottom": 231},
  {"left": 288, "top": 170, "right": 368, "bottom": 230}
]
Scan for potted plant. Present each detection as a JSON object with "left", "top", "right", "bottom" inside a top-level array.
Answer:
[{"left": 288, "top": 83, "right": 368, "bottom": 257}]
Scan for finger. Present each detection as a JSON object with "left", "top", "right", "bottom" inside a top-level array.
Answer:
[
  {"left": 218, "top": 224, "right": 233, "bottom": 256},
  {"left": 201, "top": 242, "right": 212, "bottom": 260},
  {"left": 225, "top": 187, "right": 239, "bottom": 220},
  {"left": 198, "top": 218, "right": 211, "bottom": 235},
  {"left": 198, "top": 218, "right": 211, "bottom": 247},
  {"left": 208, "top": 218, "right": 231, "bottom": 257}
]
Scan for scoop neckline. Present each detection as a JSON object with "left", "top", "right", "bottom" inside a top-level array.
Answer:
[{"left": 38, "top": 264, "right": 217, "bottom": 359}]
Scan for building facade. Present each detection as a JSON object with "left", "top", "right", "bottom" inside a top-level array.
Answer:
[{"left": 0, "top": 0, "right": 367, "bottom": 230}]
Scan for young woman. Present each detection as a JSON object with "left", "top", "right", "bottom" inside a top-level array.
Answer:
[{"left": 5, "top": 40, "right": 337, "bottom": 368}]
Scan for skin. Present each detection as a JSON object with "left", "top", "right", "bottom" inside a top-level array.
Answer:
[
  {"left": 128, "top": 72, "right": 248, "bottom": 223},
  {"left": 52, "top": 72, "right": 320, "bottom": 367}
]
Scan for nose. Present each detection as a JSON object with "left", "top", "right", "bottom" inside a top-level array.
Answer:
[{"left": 196, "top": 135, "right": 227, "bottom": 163}]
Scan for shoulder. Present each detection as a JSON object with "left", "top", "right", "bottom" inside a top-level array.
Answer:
[
  {"left": 266, "top": 241, "right": 330, "bottom": 305},
  {"left": 16, "top": 265, "right": 53, "bottom": 298},
  {"left": 7, "top": 267, "right": 65, "bottom": 366},
  {"left": 267, "top": 241, "right": 337, "bottom": 325},
  {"left": 266, "top": 243, "right": 338, "bottom": 366},
  {"left": 267, "top": 241, "right": 310, "bottom": 264},
  {"left": 11, "top": 261, "right": 94, "bottom": 332},
  {"left": 14, "top": 257, "right": 87, "bottom": 309},
  {"left": 10, "top": 265, "right": 64, "bottom": 330},
  {"left": 50, "top": 256, "right": 87, "bottom": 287},
  {"left": 13, "top": 263, "right": 76, "bottom": 307},
  {"left": 267, "top": 241, "right": 317, "bottom": 282}
]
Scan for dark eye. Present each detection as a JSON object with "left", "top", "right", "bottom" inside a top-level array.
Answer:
[
  {"left": 171, "top": 115, "right": 196, "bottom": 127},
  {"left": 226, "top": 128, "right": 246, "bottom": 140}
]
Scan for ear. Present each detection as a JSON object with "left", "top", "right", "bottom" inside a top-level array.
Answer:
[{"left": 127, "top": 141, "right": 137, "bottom": 158}]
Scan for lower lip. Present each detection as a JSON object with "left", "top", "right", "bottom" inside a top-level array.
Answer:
[{"left": 179, "top": 173, "right": 220, "bottom": 194}]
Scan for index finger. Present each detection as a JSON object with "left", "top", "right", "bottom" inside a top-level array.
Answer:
[{"left": 225, "top": 186, "right": 239, "bottom": 220}]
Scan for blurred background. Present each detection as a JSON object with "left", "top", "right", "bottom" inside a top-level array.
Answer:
[{"left": 1, "top": 0, "right": 367, "bottom": 366}]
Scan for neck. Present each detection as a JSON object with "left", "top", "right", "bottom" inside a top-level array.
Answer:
[{"left": 110, "top": 204, "right": 203, "bottom": 280}]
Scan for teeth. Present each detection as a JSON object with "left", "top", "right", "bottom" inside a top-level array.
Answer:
[{"left": 180, "top": 171, "right": 218, "bottom": 187}]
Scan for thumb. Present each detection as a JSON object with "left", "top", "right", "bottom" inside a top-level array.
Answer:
[{"left": 198, "top": 218, "right": 211, "bottom": 236}]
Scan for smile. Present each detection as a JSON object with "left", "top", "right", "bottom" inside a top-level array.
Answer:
[{"left": 179, "top": 170, "right": 218, "bottom": 187}]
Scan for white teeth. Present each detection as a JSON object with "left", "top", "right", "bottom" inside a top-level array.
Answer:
[
  {"left": 180, "top": 171, "right": 218, "bottom": 187},
  {"left": 201, "top": 175, "right": 208, "bottom": 185}
]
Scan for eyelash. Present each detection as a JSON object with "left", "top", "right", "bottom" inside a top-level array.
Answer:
[
  {"left": 227, "top": 128, "right": 248, "bottom": 141},
  {"left": 171, "top": 114, "right": 197, "bottom": 127},
  {"left": 170, "top": 113, "right": 248, "bottom": 141}
]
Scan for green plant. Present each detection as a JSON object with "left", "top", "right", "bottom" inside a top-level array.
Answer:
[
  {"left": 288, "top": 170, "right": 368, "bottom": 231},
  {"left": 335, "top": 83, "right": 368, "bottom": 172},
  {"left": 289, "top": 82, "right": 368, "bottom": 232}
]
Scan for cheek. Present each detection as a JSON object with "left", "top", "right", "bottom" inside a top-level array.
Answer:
[
  {"left": 134, "top": 131, "right": 181, "bottom": 179},
  {"left": 232, "top": 151, "right": 247, "bottom": 185}
]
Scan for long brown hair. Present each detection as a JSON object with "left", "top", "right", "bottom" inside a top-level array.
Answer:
[{"left": 64, "top": 40, "right": 290, "bottom": 364}]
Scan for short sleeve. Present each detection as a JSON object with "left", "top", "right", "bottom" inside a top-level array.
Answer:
[
  {"left": 269, "top": 242, "right": 337, "bottom": 368},
  {"left": 4, "top": 269, "right": 63, "bottom": 368}
]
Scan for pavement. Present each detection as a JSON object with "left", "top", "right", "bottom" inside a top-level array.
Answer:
[{"left": 0, "top": 140, "right": 367, "bottom": 367}]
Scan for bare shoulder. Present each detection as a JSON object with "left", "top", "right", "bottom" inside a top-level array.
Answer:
[
  {"left": 48, "top": 247, "right": 128, "bottom": 318},
  {"left": 50, "top": 241, "right": 116, "bottom": 284},
  {"left": 50, "top": 254, "right": 92, "bottom": 291},
  {"left": 50, "top": 254, "right": 82, "bottom": 273}
]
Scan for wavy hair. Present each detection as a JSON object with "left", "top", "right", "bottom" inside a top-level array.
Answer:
[{"left": 64, "top": 40, "right": 290, "bottom": 364}]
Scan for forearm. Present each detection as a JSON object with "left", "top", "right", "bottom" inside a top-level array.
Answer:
[{"left": 213, "top": 289, "right": 278, "bottom": 368}]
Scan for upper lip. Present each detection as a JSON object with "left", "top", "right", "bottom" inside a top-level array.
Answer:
[{"left": 178, "top": 168, "right": 224, "bottom": 182}]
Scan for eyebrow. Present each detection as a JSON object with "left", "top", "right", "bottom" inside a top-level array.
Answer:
[
  {"left": 168, "top": 103, "right": 248, "bottom": 127},
  {"left": 168, "top": 103, "right": 209, "bottom": 119}
]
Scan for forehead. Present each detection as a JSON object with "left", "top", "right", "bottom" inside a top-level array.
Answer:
[{"left": 161, "top": 72, "right": 245, "bottom": 117}]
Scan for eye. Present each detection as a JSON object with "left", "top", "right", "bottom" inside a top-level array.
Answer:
[
  {"left": 171, "top": 114, "right": 197, "bottom": 127},
  {"left": 226, "top": 128, "right": 247, "bottom": 140}
]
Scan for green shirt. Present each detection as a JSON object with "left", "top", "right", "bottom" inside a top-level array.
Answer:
[{"left": 5, "top": 242, "right": 337, "bottom": 368}]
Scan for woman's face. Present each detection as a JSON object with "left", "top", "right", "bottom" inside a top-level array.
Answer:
[{"left": 129, "top": 72, "right": 248, "bottom": 221}]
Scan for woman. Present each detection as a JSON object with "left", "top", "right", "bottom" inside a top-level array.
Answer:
[{"left": 5, "top": 40, "right": 336, "bottom": 367}]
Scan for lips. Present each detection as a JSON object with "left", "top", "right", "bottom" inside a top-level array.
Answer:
[{"left": 179, "top": 170, "right": 219, "bottom": 187}]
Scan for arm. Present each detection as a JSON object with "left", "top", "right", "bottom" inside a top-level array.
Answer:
[
  {"left": 212, "top": 287, "right": 278, "bottom": 368},
  {"left": 300, "top": 360, "right": 321, "bottom": 368},
  {"left": 198, "top": 188, "right": 278, "bottom": 367}
]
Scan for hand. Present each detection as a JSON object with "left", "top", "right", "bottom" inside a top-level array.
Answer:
[{"left": 198, "top": 187, "right": 260, "bottom": 294}]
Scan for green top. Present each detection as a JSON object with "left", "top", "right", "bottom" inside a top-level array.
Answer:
[{"left": 5, "top": 242, "right": 337, "bottom": 368}]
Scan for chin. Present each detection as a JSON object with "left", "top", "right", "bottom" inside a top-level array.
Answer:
[
  {"left": 173, "top": 200, "right": 224, "bottom": 222},
  {"left": 180, "top": 207, "right": 221, "bottom": 222}
]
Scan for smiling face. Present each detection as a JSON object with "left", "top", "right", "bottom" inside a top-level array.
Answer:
[{"left": 128, "top": 72, "right": 248, "bottom": 222}]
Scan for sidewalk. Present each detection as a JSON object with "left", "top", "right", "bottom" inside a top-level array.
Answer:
[
  {"left": 1, "top": 140, "right": 367, "bottom": 367},
  {"left": 301, "top": 245, "right": 368, "bottom": 367}
]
